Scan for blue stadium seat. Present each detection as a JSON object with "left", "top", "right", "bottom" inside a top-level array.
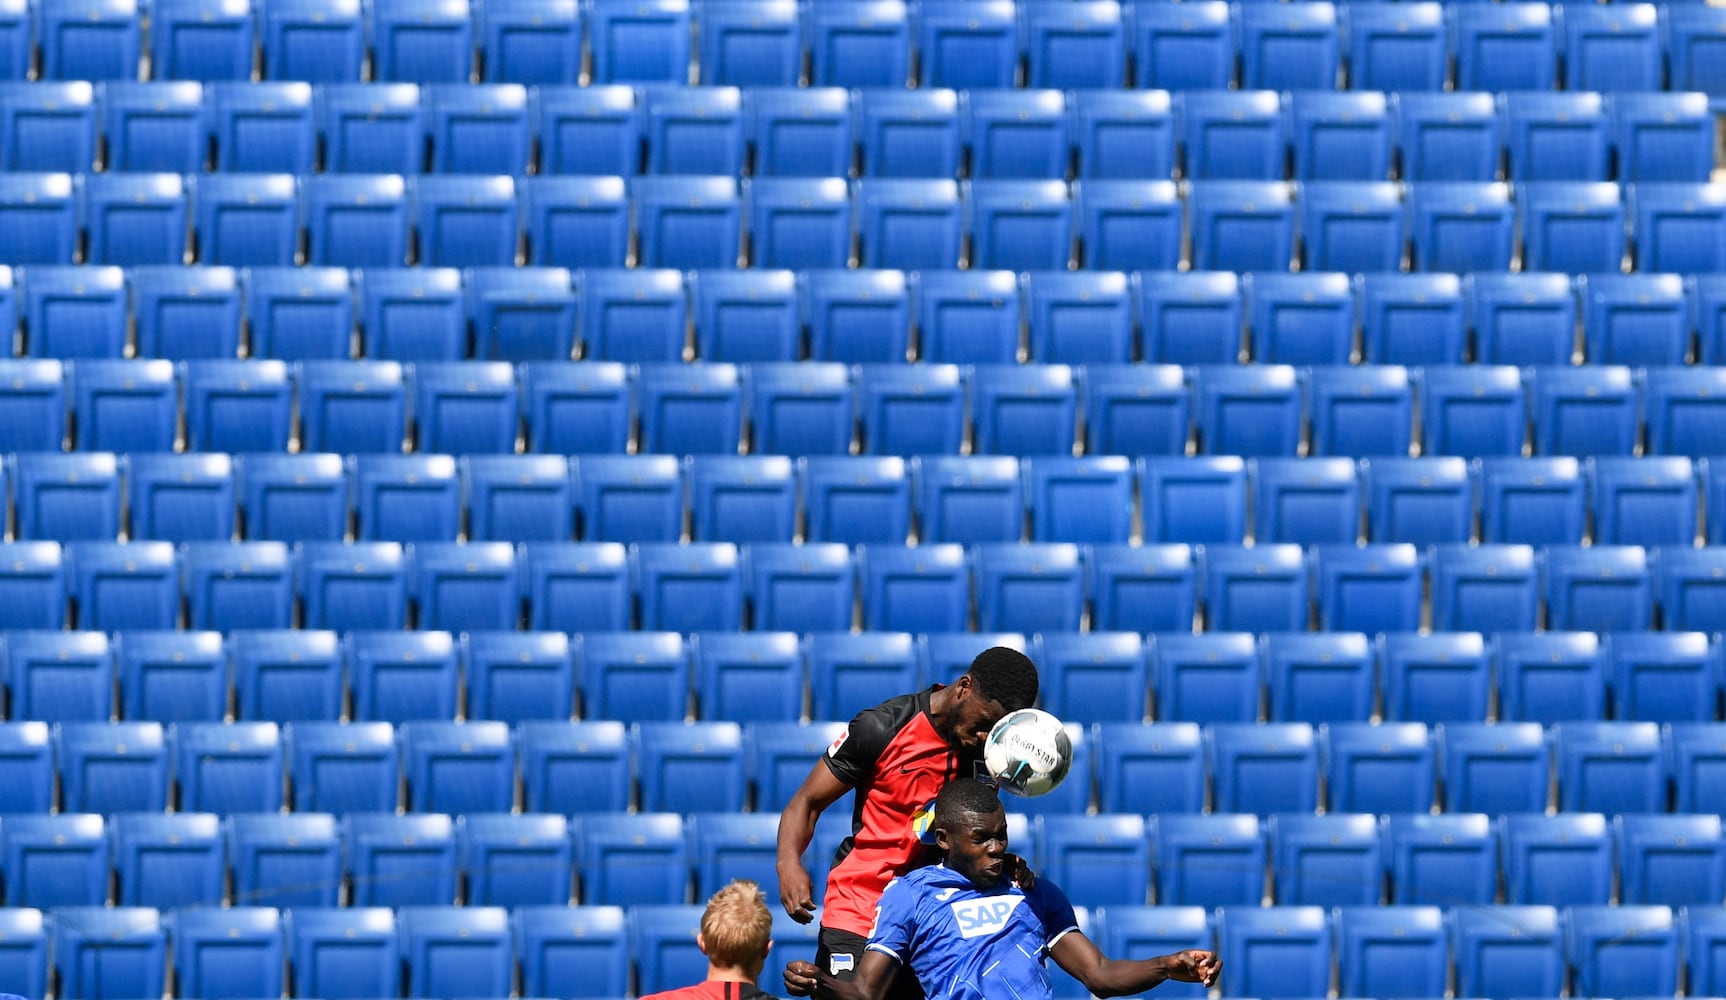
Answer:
[
  {"left": 1408, "top": 181, "right": 1514, "bottom": 273},
  {"left": 0, "top": 359, "right": 64, "bottom": 454},
  {"left": 1617, "top": 814, "right": 1726, "bottom": 906},
  {"left": 1518, "top": 181, "right": 1626, "bottom": 274},
  {"left": 1380, "top": 631, "right": 1490, "bottom": 724},
  {"left": 1438, "top": 722, "right": 1550, "bottom": 813},
  {"left": 57, "top": 720, "right": 167, "bottom": 813},
  {"left": 411, "top": 177, "right": 519, "bottom": 269},
  {"left": 0, "top": 722, "right": 52, "bottom": 816},
  {"left": 1080, "top": 365, "right": 1187, "bottom": 457},
  {"left": 356, "top": 268, "right": 465, "bottom": 361},
  {"left": 1179, "top": 90, "right": 1285, "bottom": 181},
  {"left": 132, "top": 265, "right": 241, "bottom": 359},
  {"left": 1567, "top": 904, "right": 1679, "bottom": 999},
  {"left": 514, "top": 905, "right": 629, "bottom": 998},
  {"left": 69, "top": 541, "right": 178, "bottom": 631},
  {"left": 1209, "top": 721, "right": 1319, "bottom": 814},
  {"left": 1344, "top": 3, "right": 1446, "bottom": 92},
  {"left": 1477, "top": 457, "right": 1585, "bottom": 545},
  {"left": 1270, "top": 813, "right": 1381, "bottom": 907},
  {"left": 3, "top": 814, "right": 107, "bottom": 907},
  {"left": 747, "top": 87, "right": 852, "bottom": 177},
  {"left": 410, "top": 542, "right": 519, "bottom": 632},
  {"left": 579, "top": 631, "right": 688, "bottom": 723},
  {"left": 1392, "top": 92, "right": 1501, "bottom": 182},
  {"left": 1430, "top": 545, "right": 1539, "bottom": 634},
  {"left": 643, "top": 87, "right": 744, "bottom": 176},
  {"left": 695, "top": 0, "right": 798, "bottom": 86},
  {"left": 173, "top": 720, "right": 282, "bottom": 814},
  {"left": 459, "top": 813, "right": 572, "bottom": 906},
  {"left": 0, "top": 82, "right": 94, "bottom": 175},
  {"left": 1291, "top": 91, "right": 1394, "bottom": 182},
  {"left": 579, "top": 268, "right": 686, "bottom": 363},
  {"left": 170, "top": 907, "right": 284, "bottom": 1000},
  {"left": 370, "top": 0, "right": 472, "bottom": 82},
  {"left": 1023, "top": 0, "right": 1126, "bottom": 89},
  {"left": 1193, "top": 365, "right": 1300, "bottom": 457},
  {"left": 228, "top": 813, "right": 342, "bottom": 907},
  {"left": 347, "top": 630, "right": 459, "bottom": 724},
  {"left": 1335, "top": 906, "right": 1448, "bottom": 999},
  {"left": 286, "top": 720, "right": 399, "bottom": 813},
  {"left": 70, "top": 359, "right": 176, "bottom": 453},
  {"left": 686, "top": 811, "right": 779, "bottom": 899},
  {"left": 636, "top": 361, "right": 743, "bottom": 455},
  {"left": 913, "top": 455, "right": 1024, "bottom": 544},
  {"left": 1546, "top": 542, "right": 1650, "bottom": 628},
  {"left": 1137, "top": 272, "right": 1239, "bottom": 365},
  {"left": 805, "top": 269, "right": 912, "bottom": 364},
  {"left": 964, "top": 89, "right": 1069, "bottom": 180},
  {"left": 305, "top": 175, "right": 409, "bottom": 268},
  {"left": 345, "top": 813, "right": 458, "bottom": 907},
  {"left": 297, "top": 541, "right": 409, "bottom": 632},
  {"left": 1312, "top": 544, "right": 1423, "bottom": 634},
  {"left": 316, "top": 83, "right": 424, "bottom": 174},
  {"left": 1563, "top": 3, "right": 1661, "bottom": 90},
  {"left": 1238, "top": 2, "right": 1340, "bottom": 91},
  {"left": 632, "top": 904, "right": 714, "bottom": 995},
  {"left": 0, "top": 542, "right": 66, "bottom": 631},
  {"left": 1189, "top": 180, "right": 1295, "bottom": 272},
  {"left": 261, "top": 0, "right": 364, "bottom": 82},
  {"left": 1581, "top": 274, "right": 1688, "bottom": 366},
  {"left": 479, "top": 0, "right": 580, "bottom": 84},
  {"left": 746, "top": 720, "right": 846, "bottom": 813},
  {"left": 800, "top": 455, "right": 911, "bottom": 544},
  {"left": 1024, "top": 456, "right": 1132, "bottom": 544},
  {"left": 912, "top": 270, "right": 1020, "bottom": 365},
  {"left": 1422, "top": 366, "right": 1532, "bottom": 459},
  {"left": 125, "top": 453, "right": 235, "bottom": 544},
  {"left": 14, "top": 452, "right": 121, "bottom": 542},
  {"left": 51, "top": 908, "right": 165, "bottom": 1000},
  {"left": 463, "top": 631, "right": 573, "bottom": 723},
  {"left": 516, "top": 720, "right": 629, "bottom": 813},
  {"left": 1214, "top": 906, "right": 1330, "bottom": 999},
  {"left": 0, "top": 0, "right": 28, "bottom": 80},
  {"left": 465, "top": 267, "right": 577, "bottom": 363},
  {"left": 1454, "top": 3, "right": 1557, "bottom": 91},
  {"left": 1666, "top": 5, "right": 1726, "bottom": 95},
  {"left": 588, "top": 0, "right": 690, "bottom": 83},
  {"left": 1689, "top": 906, "right": 1726, "bottom": 998},
  {"left": 531, "top": 85, "right": 639, "bottom": 175},
  {"left": 965, "top": 179, "right": 1073, "bottom": 271},
  {"left": 746, "top": 361, "right": 853, "bottom": 455},
  {"left": 1252, "top": 456, "right": 1360, "bottom": 545},
  {"left": 116, "top": 628, "right": 227, "bottom": 725},
  {"left": 1503, "top": 92, "right": 1611, "bottom": 182},
  {"left": 972, "top": 542, "right": 1083, "bottom": 633},
  {"left": 210, "top": 81, "right": 316, "bottom": 174},
  {"left": 1024, "top": 271, "right": 1132, "bottom": 366},
  {"left": 633, "top": 542, "right": 744, "bottom": 633},
  {"left": 634, "top": 175, "right": 742, "bottom": 270},
  {"left": 461, "top": 455, "right": 574, "bottom": 544},
  {"left": 236, "top": 453, "right": 347, "bottom": 543},
  {"left": 1035, "top": 814, "right": 1148, "bottom": 909},
  {"left": 520, "top": 176, "right": 628, "bottom": 269},
  {"left": 1607, "top": 631, "right": 1718, "bottom": 723},
  {"left": 1451, "top": 905, "right": 1563, "bottom": 999},
  {"left": 400, "top": 720, "right": 514, "bottom": 814},
  {"left": 1150, "top": 633, "right": 1257, "bottom": 725},
  {"left": 1613, "top": 92, "right": 1715, "bottom": 182},
  {"left": 1321, "top": 721, "right": 1435, "bottom": 815},
  {"left": 857, "top": 179, "right": 965, "bottom": 273},
  {"left": 914, "top": 0, "right": 1016, "bottom": 88},
  {"left": 286, "top": 908, "right": 398, "bottom": 997},
  {"left": 1072, "top": 90, "right": 1174, "bottom": 182},
  {"left": 970, "top": 364, "right": 1077, "bottom": 457},
  {"left": 575, "top": 812, "right": 688, "bottom": 906},
  {"left": 151, "top": 0, "right": 255, "bottom": 80},
  {"left": 859, "top": 545, "right": 967, "bottom": 632},
  {"left": 402, "top": 907, "right": 514, "bottom": 999},
  {"left": 1530, "top": 364, "right": 1640, "bottom": 456},
  {"left": 633, "top": 721, "right": 746, "bottom": 813},
  {"left": 806, "top": 631, "right": 920, "bottom": 722},
  {"left": 1634, "top": 182, "right": 1726, "bottom": 274},
  {"left": 691, "top": 630, "right": 804, "bottom": 720},
  {"left": 1129, "top": 0, "right": 1233, "bottom": 90},
  {"left": 1247, "top": 274, "right": 1356, "bottom": 366},
  {"left": 572, "top": 454, "right": 682, "bottom": 543},
  {"left": 1032, "top": 632, "right": 1146, "bottom": 723},
  {"left": 1263, "top": 632, "right": 1375, "bottom": 724},
  {"left": 1657, "top": 548, "right": 1726, "bottom": 634},
  {"left": 1299, "top": 181, "right": 1403, "bottom": 274},
  {"left": 1150, "top": 813, "right": 1265, "bottom": 908},
  {"left": 24, "top": 265, "right": 127, "bottom": 358},
  {"left": 1073, "top": 179, "right": 1180, "bottom": 272},
  {"left": 193, "top": 174, "right": 298, "bottom": 267},
  {"left": 1387, "top": 813, "right": 1499, "bottom": 907},
  {"left": 1501, "top": 625, "right": 1612, "bottom": 717},
  {"left": 246, "top": 268, "right": 355, "bottom": 361},
  {"left": 1094, "top": 721, "right": 1203, "bottom": 814},
  {"left": 1362, "top": 456, "right": 1471, "bottom": 545},
  {"left": 747, "top": 178, "right": 851, "bottom": 270},
  {"left": 352, "top": 454, "right": 460, "bottom": 542},
  {"left": 423, "top": 83, "right": 529, "bottom": 175},
  {"left": 807, "top": 0, "right": 910, "bottom": 87},
  {"left": 1553, "top": 720, "right": 1663, "bottom": 814},
  {"left": 860, "top": 92, "right": 961, "bottom": 180},
  {"left": 411, "top": 361, "right": 518, "bottom": 454},
  {"left": 744, "top": 544, "right": 851, "bottom": 635},
  {"left": 1500, "top": 812, "right": 1612, "bottom": 906},
  {"left": 1201, "top": 543, "right": 1307, "bottom": 632},
  {"left": 297, "top": 360, "right": 408, "bottom": 454},
  {"left": 1590, "top": 456, "right": 1697, "bottom": 547},
  {"left": 231, "top": 629, "right": 344, "bottom": 722},
  {"left": 1647, "top": 367, "right": 1726, "bottom": 457},
  {"left": 99, "top": 81, "right": 207, "bottom": 173}
]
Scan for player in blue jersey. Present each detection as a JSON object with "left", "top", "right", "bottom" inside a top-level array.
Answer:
[{"left": 783, "top": 780, "right": 1221, "bottom": 1000}]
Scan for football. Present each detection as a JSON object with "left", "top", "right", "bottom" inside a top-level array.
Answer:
[{"left": 983, "top": 708, "right": 1073, "bottom": 798}]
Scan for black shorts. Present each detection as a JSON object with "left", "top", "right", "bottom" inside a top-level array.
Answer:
[{"left": 815, "top": 926, "right": 925, "bottom": 1000}]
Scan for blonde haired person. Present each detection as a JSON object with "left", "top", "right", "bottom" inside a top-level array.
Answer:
[{"left": 643, "top": 878, "right": 784, "bottom": 1000}]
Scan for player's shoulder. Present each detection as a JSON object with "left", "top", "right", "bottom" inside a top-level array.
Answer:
[{"left": 851, "top": 689, "right": 927, "bottom": 730}]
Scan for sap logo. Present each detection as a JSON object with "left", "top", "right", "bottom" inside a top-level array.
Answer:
[{"left": 949, "top": 896, "right": 1024, "bottom": 938}]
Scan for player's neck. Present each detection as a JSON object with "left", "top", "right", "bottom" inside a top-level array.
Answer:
[{"left": 705, "top": 964, "right": 759, "bottom": 985}]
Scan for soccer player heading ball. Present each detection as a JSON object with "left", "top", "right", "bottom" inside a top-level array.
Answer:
[{"left": 784, "top": 780, "right": 1222, "bottom": 1000}]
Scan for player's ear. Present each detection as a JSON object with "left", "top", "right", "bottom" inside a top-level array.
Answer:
[
  {"left": 934, "top": 823, "right": 952, "bottom": 851},
  {"left": 696, "top": 932, "right": 708, "bottom": 957}
]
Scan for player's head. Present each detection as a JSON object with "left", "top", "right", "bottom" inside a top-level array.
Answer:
[
  {"left": 933, "top": 779, "right": 1010, "bottom": 887},
  {"left": 944, "top": 646, "right": 1040, "bottom": 750},
  {"left": 696, "top": 878, "right": 774, "bottom": 979}
]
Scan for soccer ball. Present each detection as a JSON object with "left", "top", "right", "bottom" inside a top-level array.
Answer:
[{"left": 983, "top": 708, "right": 1073, "bottom": 798}]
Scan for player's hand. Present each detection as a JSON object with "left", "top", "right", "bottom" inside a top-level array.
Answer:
[
  {"left": 784, "top": 959, "right": 821, "bottom": 996},
  {"left": 1006, "top": 852, "right": 1035, "bottom": 889},
  {"left": 1165, "top": 949, "right": 1222, "bottom": 988},
  {"left": 778, "top": 862, "right": 818, "bottom": 923}
]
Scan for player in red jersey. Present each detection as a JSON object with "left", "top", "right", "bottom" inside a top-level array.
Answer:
[
  {"left": 775, "top": 646, "right": 1040, "bottom": 1000},
  {"left": 641, "top": 878, "right": 784, "bottom": 1000}
]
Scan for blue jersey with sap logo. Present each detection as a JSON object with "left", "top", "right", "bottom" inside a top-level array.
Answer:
[{"left": 865, "top": 863, "right": 1081, "bottom": 1000}]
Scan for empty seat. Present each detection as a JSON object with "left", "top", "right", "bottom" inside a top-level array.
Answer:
[
  {"left": 345, "top": 812, "right": 458, "bottom": 907},
  {"left": 185, "top": 361, "right": 291, "bottom": 455},
  {"left": 1025, "top": 456, "right": 1133, "bottom": 545},
  {"left": 1634, "top": 182, "right": 1726, "bottom": 274},
  {"left": 423, "top": 83, "right": 529, "bottom": 175},
  {"left": 1269, "top": 813, "right": 1381, "bottom": 907},
  {"left": 1321, "top": 720, "right": 1435, "bottom": 815},
  {"left": 1545, "top": 544, "right": 1652, "bottom": 631},
  {"left": 806, "top": 631, "right": 920, "bottom": 722},
  {"left": 370, "top": 0, "right": 472, "bottom": 82},
  {"left": 1264, "top": 632, "right": 1375, "bottom": 725},
  {"left": 691, "top": 630, "right": 805, "bottom": 720},
  {"left": 1238, "top": 3, "right": 1340, "bottom": 91},
  {"left": 1138, "top": 272, "right": 1240, "bottom": 366},
  {"left": 589, "top": 0, "right": 690, "bottom": 83},
  {"left": 228, "top": 812, "right": 342, "bottom": 907},
  {"left": 125, "top": 453, "right": 235, "bottom": 543},
  {"left": 1590, "top": 456, "right": 1697, "bottom": 547},
  {"left": 1129, "top": 0, "right": 1231, "bottom": 90},
  {"left": 1345, "top": 3, "right": 1446, "bottom": 92},
  {"left": 1501, "top": 812, "right": 1612, "bottom": 906},
  {"left": 1607, "top": 631, "right": 1718, "bottom": 723},
  {"left": 0, "top": 359, "right": 63, "bottom": 455},
  {"left": 1380, "top": 632, "right": 1491, "bottom": 724},
  {"left": 466, "top": 266, "right": 579, "bottom": 362},
  {"left": 399, "top": 906, "right": 514, "bottom": 999},
  {"left": 209, "top": 81, "right": 316, "bottom": 174},
  {"left": 579, "top": 268, "right": 686, "bottom": 363},
  {"left": 1074, "top": 179, "right": 1180, "bottom": 272},
  {"left": 170, "top": 907, "right": 284, "bottom": 1000},
  {"left": 70, "top": 359, "right": 177, "bottom": 453},
  {"left": 1252, "top": 456, "right": 1359, "bottom": 545},
  {"left": 297, "top": 360, "right": 407, "bottom": 454},
  {"left": 1036, "top": 813, "right": 1148, "bottom": 909},
  {"left": 1657, "top": 548, "right": 1726, "bottom": 633},
  {"left": 970, "top": 364, "right": 1077, "bottom": 457},
  {"left": 1451, "top": 905, "right": 1563, "bottom": 999},
  {"left": 315, "top": 83, "right": 424, "bottom": 175},
  {"left": 964, "top": 89, "right": 1069, "bottom": 180},
  {"left": 579, "top": 632, "right": 688, "bottom": 723},
  {"left": 517, "top": 719, "right": 629, "bottom": 813},
  {"left": 400, "top": 720, "right": 514, "bottom": 814},
  {"left": 973, "top": 542, "right": 1083, "bottom": 633},
  {"left": 261, "top": 0, "right": 364, "bottom": 82},
  {"left": 1299, "top": 181, "right": 1404, "bottom": 274},
  {"left": 574, "top": 812, "right": 688, "bottom": 906},
  {"left": 1518, "top": 181, "right": 1626, "bottom": 274},
  {"left": 965, "top": 179, "right": 1073, "bottom": 272},
  {"left": 57, "top": 720, "right": 168, "bottom": 813},
  {"left": 805, "top": 269, "right": 913, "bottom": 364},
  {"left": 1193, "top": 365, "right": 1299, "bottom": 458},
  {"left": 1150, "top": 632, "right": 1257, "bottom": 725},
  {"left": 1023, "top": 272, "right": 1133, "bottom": 366},
  {"left": 69, "top": 541, "right": 178, "bottom": 631},
  {"left": 352, "top": 454, "right": 459, "bottom": 542},
  {"left": 531, "top": 86, "right": 639, "bottom": 176},
  {"left": 3, "top": 813, "right": 107, "bottom": 908},
  {"left": 286, "top": 907, "right": 398, "bottom": 998},
  {"left": 1647, "top": 367, "right": 1726, "bottom": 457},
  {"left": 459, "top": 813, "right": 572, "bottom": 906},
  {"left": 1189, "top": 180, "right": 1295, "bottom": 272},
  {"left": 1287, "top": 92, "right": 1388, "bottom": 182},
  {"left": 100, "top": 81, "right": 207, "bottom": 173},
  {"left": 1247, "top": 277, "right": 1358, "bottom": 367},
  {"left": 513, "top": 905, "right": 628, "bottom": 999},
  {"left": 1477, "top": 457, "right": 1586, "bottom": 545},
  {"left": 237, "top": 453, "right": 348, "bottom": 543},
  {"left": 633, "top": 721, "right": 746, "bottom": 813},
  {"left": 1430, "top": 545, "right": 1540, "bottom": 634},
  {"left": 914, "top": 455, "right": 1024, "bottom": 544},
  {"left": 914, "top": 0, "right": 1016, "bottom": 89},
  {"left": 1553, "top": 720, "right": 1663, "bottom": 814},
  {"left": 1080, "top": 366, "right": 1187, "bottom": 459},
  {"left": 859, "top": 545, "right": 967, "bottom": 633},
  {"left": 1581, "top": 274, "right": 1688, "bottom": 366},
  {"left": 571, "top": 454, "right": 682, "bottom": 543},
  {"left": 520, "top": 176, "right": 628, "bottom": 269},
  {"left": 747, "top": 362, "right": 854, "bottom": 456},
  {"left": 1335, "top": 906, "right": 1448, "bottom": 1000},
  {"left": 642, "top": 87, "right": 743, "bottom": 176},
  {"left": 1617, "top": 813, "right": 1726, "bottom": 906},
  {"left": 747, "top": 87, "right": 852, "bottom": 178},
  {"left": 0, "top": 541, "right": 67, "bottom": 631},
  {"left": 1023, "top": 0, "right": 1126, "bottom": 88},
  {"left": 747, "top": 178, "right": 852, "bottom": 270},
  {"left": 636, "top": 362, "right": 743, "bottom": 455},
  {"left": 462, "top": 631, "right": 572, "bottom": 724},
  {"left": 1567, "top": 904, "right": 1679, "bottom": 999},
  {"left": 174, "top": 720, "right": 282, "bottom": 814},
  {"left": 348, "top": 630, "right": 458, "bottom": 724},
  {"left": 856, "top": 88, "right": 960, "bottom": 179},
  {"left": 800, "top": 456, "right": 910, "bottom": 545},
  {"left": 286, "top": 720, "right": 399, "bottom": 814},
  {"left": 1408, "top": 181, "right": 1514, "bottom": 273},
  {"left": 807, "top": 0, "right": 910, "bottom": 87},
  {"left": 913, "top": 270, "right": 1020, "bottom": 365},
  {"left": 461, "top": 454, "right": 574, "bottom": 543},
  {"left": 1439, "top": 722, "right": 1550, "bottom": 813},
  {"left": 181, "top": 540, "right": 292, "bottom": 629},
  {"left": 1530, "top": 365, "right": 1640, "bottom": 457},
  {"left": 1454, "top": 3, "right": 1556, "bottom": 91},
  {"left": 411, "top": 176, "right": 519, "bottom": 269},
  {"left": 696, "top": 0, "right": 798, "bottom": 86},
  {"left": 51, "top": 908, "right": 164, "bottom": 1000},
  {"left": 14, "top": 452, "right": 121, "bottom": 542},
  {"left": 1362, "top": 456, "right": 1471, "bottom": 545},
  {"left": 1179, "top": 90, "right": 1285, "bottom": 181},
  {"left": 0, "top": 82, "right": 96, "bottom": 173},
  {"left": 305, "top": 175, "right": 410, "bottom": 268},
  {"left": 1690, "top": 906, "right": 1726, "bottom": 999},
  {"left": 1201, "top": 543, "right": 1307, "bottom": 633},
  {"left": 1562, "top": 3, "right": 1661, "bottom": 90},
  {"left": 633, "top": 542, "right": 744, "bottom": 633},
  {"left": 1093, "top": 721, "right": 1203, "bottom": 815},
  {"left": 1386, "top": 813, "right": 1499, "bottom": 906},
  {"left": 247, "top": 268, "right": 355, "bottom": 361},
  {"left": 131, "top": 265, "right": 241, "bottom": 359},
  {"left": 340, "top": 268, "right": 464, "bottom": 358},
  {"left": 193, "top": 174, "right": 298, "bottom": 267},
  {"left": 634, "top": 176, "right": 742, "bottom": 270},
  {"left": 1150, "top": 813, "right": 1266, "bottom": 907},
  {"left": 147, "top": 0, "right": 250, "bottom": 80},
  {"left": 297, "top": 541, "right": 409, "bottom": 632},
  {"left": 1208, "top": 722, "right": 1319, "bottom": 814},
  {"left": 1613, "top": 92, "right": 1715, "bottom": 183},
  {"left": 518, "top": 362, "right": 625, "bottom": 455},
  {"left": 1392, "top": 92, "right": 1501, "bottom": 183},
  {"left": 411, "top": 361, "right": 519, "bottom": 454},
  {"left": 1312, "top": 544, "right": 1423, "bottom": 635},
  {"left": 1072, "top": 90, "right": 1174, "bottom": 182},
  {"left": 1503, "top": 92, "right": 1611, "bottom": 182},
  {"left": 410, "top": 542, "right": 518, "bottom": 632},
  {"left": 24, "top": 265, "right": 127, "bottom": 358},
  {"left": 231, "top": 629, "right": 344, "bottom": 723}
]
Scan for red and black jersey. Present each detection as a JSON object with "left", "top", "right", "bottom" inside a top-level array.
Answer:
[
  {"left": 640, "top": 981, "right": 779, "bottom": 1000},
  {"left": 819, "top": 686, "right": 991, "bottom": 937}
]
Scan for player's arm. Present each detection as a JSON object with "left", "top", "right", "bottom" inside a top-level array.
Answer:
[
  {"left": 1050, "top": 933, "right": 1221, "bottom": 999},
  {"left": 782, "top": 951, "right": 898, "bottom": 1000},
  {"left": 775, "top": 761, "right": 853, "bottom": 922}
]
